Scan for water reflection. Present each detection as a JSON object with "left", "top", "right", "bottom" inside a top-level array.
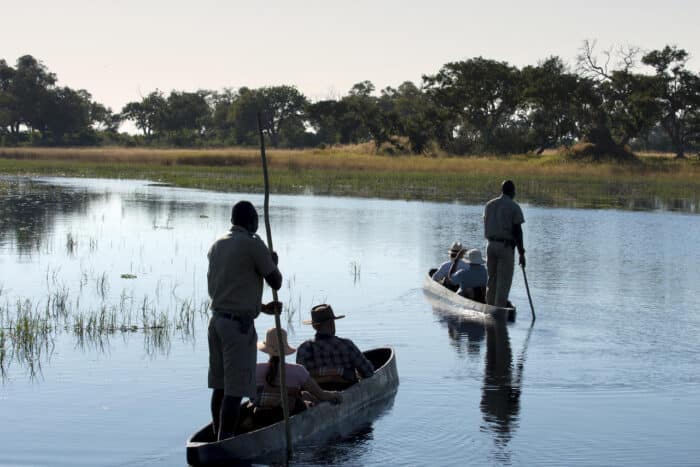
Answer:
[
  {"left": 0, "top": 178, "right": 106, "bottom": 255},
  {"left": 432, "top": 299, "right": 534, "bottom": 463},
  {"left": 480, "top": 322, "right": 518, "bottom": 442},
  {"left": 439, "top": 313, "right": 485, "bottom": 357}
]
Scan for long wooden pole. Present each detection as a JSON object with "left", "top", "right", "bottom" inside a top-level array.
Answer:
[
  {"left": 520, "top": 265, "right": 536, "bottom": 322},
  {"left": 258, "top": 112, "right": 292, "bottom": 458}
]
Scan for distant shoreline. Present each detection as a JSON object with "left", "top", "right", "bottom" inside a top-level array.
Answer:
[{"left": 1, "top": 146, "right": 699, "bottom": 213}]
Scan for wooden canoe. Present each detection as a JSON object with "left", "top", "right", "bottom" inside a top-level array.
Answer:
[
  {"left": 186, "top": 347, "right": 399, "bottom": 465},
  {"left": 423, "top": 269, "right": 516, "bottom": 321}
]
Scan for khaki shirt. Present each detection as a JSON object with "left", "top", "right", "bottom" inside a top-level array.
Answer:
[
  {"left": 483, "top": 194, "right": 525, "bottom": 241},
  {"left": 207, "top": 226, "right": 277, "bottom": 319}
]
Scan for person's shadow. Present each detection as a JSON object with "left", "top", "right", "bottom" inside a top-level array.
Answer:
[{"left": 480, "top": 320, "right": 533, "bottom": 461}]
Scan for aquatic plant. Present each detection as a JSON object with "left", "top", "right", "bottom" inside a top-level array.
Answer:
[
  {"left": 349, "top": 260, "right": 361, "bottom": 285},
  {"left": 0, "top": 276, "right": 211, "bottom": 381}
]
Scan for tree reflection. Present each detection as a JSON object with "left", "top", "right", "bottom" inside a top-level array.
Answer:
[{"left": 0, "top": 178, "right": 105, "bottom": 255}]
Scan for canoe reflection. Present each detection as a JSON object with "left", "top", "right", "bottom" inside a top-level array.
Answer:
[{"left": 439, "top": 314, "right": 486, "bottom": 357}]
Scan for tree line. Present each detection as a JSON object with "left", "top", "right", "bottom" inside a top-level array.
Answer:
[{"left": 1, "top": 42, "right": 699, "bottom": 158}]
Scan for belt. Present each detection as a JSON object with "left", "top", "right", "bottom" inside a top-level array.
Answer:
[
  {"left": 213, "top": 310, "right": 254, "bottom": 332},
  {"left": 488, "top": 237, "right": 515, "bottom": 246}
]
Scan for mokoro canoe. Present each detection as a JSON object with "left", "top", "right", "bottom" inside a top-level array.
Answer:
[
  {"left": 423, "top": 269, "right": 515, "bottom": 321},
  {"left": 186, "top": 347, "right": 399, "bottom": 465}
]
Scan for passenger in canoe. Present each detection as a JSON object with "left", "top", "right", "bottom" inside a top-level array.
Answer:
[
  {"left": 296, "top": 304, "right": 375, "bottom": 389},
  {"left": 448, "top": 248, "right": 488, "bottom": 302},
  {"left": 252, "top": 327, "right": 342, "bottom": 427},
  {"left": 206, "top": 200, "right": 283, "bottom": 441},
  {"left": 431, "top": 241, "right": 469, "bottom": 290}
]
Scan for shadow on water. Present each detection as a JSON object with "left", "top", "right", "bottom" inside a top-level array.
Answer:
[{"left": 431, "top": 298, "right": 534, "bottom": 464}]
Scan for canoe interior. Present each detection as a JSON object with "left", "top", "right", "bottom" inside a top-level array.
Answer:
[{"left": 187, "top": 347, "right": 399, "bottom": 465}]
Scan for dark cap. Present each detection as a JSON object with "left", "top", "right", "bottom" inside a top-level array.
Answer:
[{"left": 302, "top": 304, "right": 346, "bottom": 325}]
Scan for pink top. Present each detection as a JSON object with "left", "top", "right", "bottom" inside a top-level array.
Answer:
[{"left": 256, "top": 362, "right": 310, "bottom": 389}]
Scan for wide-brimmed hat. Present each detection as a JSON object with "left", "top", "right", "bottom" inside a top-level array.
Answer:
[
  {"left": 449, "top": 241, "right": 464, "bottom": 257},
  {"left": 302, "top": 304, "right": 346, "bottom": 325},
  {"left": 466, "top": 248, "right": 485, "bottom": 265},
  {"left": 257, "top": 327, "right": 296, "bottom": 356}
]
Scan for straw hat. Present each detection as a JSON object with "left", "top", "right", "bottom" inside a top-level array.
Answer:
[
  {"left": 302, "top": 304, "right": 345, "bottom": 325},
  {"left": 466, "top": 248, "right": 485, "bottom": 265},
  {"left": 257, "top": 327, "right": 296, "bottom": 356}
]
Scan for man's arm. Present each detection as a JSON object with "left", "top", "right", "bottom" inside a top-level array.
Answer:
[
  {"left": 513, "top": 223, "right": 525, "bottom": 267},
  {"left": 264, "top": 269, "right": 282, "bottom": 290},
  {"left": 349, "top": 341, "right": 375, "bottom": 378}
]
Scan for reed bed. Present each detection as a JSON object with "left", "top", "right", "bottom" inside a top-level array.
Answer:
[{"left": 0, "top": 272, "right": 211, "bottom": 379}]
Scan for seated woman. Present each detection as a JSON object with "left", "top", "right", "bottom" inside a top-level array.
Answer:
[{"left": 252, "top": 327, "right": 342, "bottom": 428}]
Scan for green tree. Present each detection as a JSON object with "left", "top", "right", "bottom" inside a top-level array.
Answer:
[
  {"left": 521, "top": 57, "right": 579, "bottom": 153},
  {"left": 44, "top": 87, "right": 93, "bottom": 144},
  {"left": 11, "top": 55, "right": 57, "bottom": 136},
  {"left": 575, "top": 41, "right": 662, "bottom": 157},
  {"left": 0, "top": 59, "right": 18, "bottom": 138},
  {"left": 642, "top": 46, "right": 700, "bottom": 158},
  {"left": 382, "top": 82, "right": 437, "bottom": 153},
  {"left": 257, "top": 85, "right": 308, "bottom": 147},
  {"left": 423, "top": 57, "right": 522, "bottom": 153},
  {"left": 162, "top": 90, "right": 212, "bottom": 145},
  {"left": 121, "top": 91, "right": 167, "bottom": 139}
]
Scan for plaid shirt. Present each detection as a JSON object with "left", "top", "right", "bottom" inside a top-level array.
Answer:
[{"left": 296, "top": 333, "right": 375, "bottom": 379}]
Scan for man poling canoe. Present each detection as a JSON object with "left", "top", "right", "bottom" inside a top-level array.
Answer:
[
  {"left": 483, "top": 180, "right": 526, "bottom": 308},
  {"left": 206, "top": 200, "right": 283, "bottom": 441}
]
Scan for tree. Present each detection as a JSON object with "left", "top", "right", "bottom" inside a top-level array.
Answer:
[
  {"left": 90, "top": 102, "right": 121, "bottom": 134},
  {"left": 307, "top": 99, "right": 346, "bottom": 145},
  {"left": 383, "top": 82, "right": 437, "bottom": 153},
  {"left": 256, "top": 86, "right": 308, "bottom": 147},
  {"left": 0, "top": 59, "right": 17, "bottom": 137},
  {"left": 575, "top": 40, "right": 662, "bottom": 157},
  {"left": 642, "top": 46, "right": 700, "bottom": 158},
  {"left": 43, "top": 87, "right": 93, "bottom": 144},
  {"left": 121, "top": 91, "right": 167, "bottom": 138},
  {"left": 11, "top": 55, "right": 56, "bottom": 135},
  {"left": 521, "top": 57, "right": 579, "bottom": 153},
  {"left": 161, "top": 90, "right": 212, "bottom": 145},
  {"left": 423, "top": 57, "right": 522, "bottom": 153}
]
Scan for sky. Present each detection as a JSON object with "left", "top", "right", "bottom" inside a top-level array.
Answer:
[{"left": 2, "top": 0, "right": 699, "bottom": 113}]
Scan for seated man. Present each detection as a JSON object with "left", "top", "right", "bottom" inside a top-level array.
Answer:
[
  {"left": 296, "top": 304, "right": 374, "bottom": 388},
  {"left": 449, "top": 249, "right": 488, "bottom": 302},
  {"left": 432, "top": 241, "right": 469, "bottom": 290}
]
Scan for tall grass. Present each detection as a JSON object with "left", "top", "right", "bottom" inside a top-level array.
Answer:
[{"left": 1, "top": 146, "right": 699, "bottom": 212}]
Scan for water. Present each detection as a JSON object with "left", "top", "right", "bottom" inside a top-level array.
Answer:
[{"left": 1, "top": 176, "right": 699, "bottom": 466}]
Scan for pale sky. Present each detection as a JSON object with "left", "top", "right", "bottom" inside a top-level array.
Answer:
[{"left": 2, "top": 0, "right": 698, "bottom": 113}]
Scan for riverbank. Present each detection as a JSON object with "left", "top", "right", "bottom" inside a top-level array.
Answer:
[{"left": 1, "top": 146, "right": 699, "bottom": 212}]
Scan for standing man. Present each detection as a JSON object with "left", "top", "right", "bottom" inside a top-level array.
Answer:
[
  {"left": 483, "top": 180, "right": 525, "bottom": 307},
  {"left": 207, "top": 200, "right": 283, "bottom": 440}
]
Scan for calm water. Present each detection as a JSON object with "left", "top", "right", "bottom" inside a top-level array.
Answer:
[{"left": 1, "top": 176, "right": 699, "bottom": 466}]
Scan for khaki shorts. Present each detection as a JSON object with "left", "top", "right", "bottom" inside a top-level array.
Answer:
[{"left": 207, "top": 315, "right": 258, "bottom": 397}]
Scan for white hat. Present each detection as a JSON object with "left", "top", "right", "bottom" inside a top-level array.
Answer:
[
  {"left": 466, "top": 249, "right": 485, "bottom": 265},
  {"left": 257, "top": 327, "right": 296, "bottom": 356}
]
